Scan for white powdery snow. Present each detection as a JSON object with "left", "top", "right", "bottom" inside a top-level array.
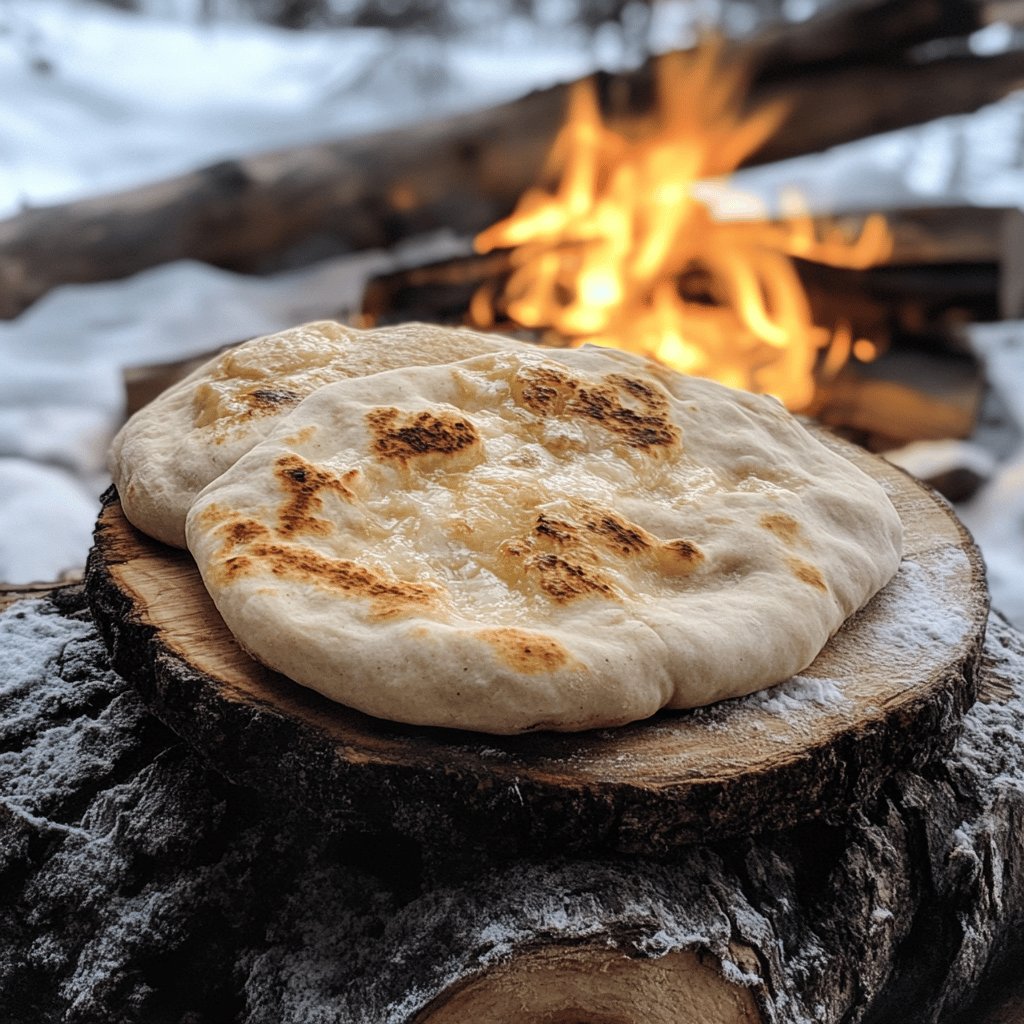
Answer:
[
  {"left": 0, "top": 594, "right": 94, "bottom": 699},
  {"left": 0, "top": 0, "right": 601, "bottom": 218},
  {"left": 0, "top": 459, "right": 99, "bottom": 582},
  {"left": 961, "top": 323, "right": 1024, "bottom": 630},
  {"left": 856, "top": 552, "right": 974, "bottom": 654},
  {"left": 746, "top": 675, "right": 850, "bottom": 717}
]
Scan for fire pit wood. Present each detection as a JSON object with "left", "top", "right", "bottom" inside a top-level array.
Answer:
[
  {"left": 846, "top": 206, "right": 1017, "bottom": 267},
  {"left": 84, "top": 434, "right": 989, "bottom": 861},
  {"left": 360, "top": 236, "right": 1004, "bottom": 357},
  {"left": 2, "top": 584, "right": 1024, "bottom": 1022},
  {"left": 815, "top": 350, "right": 985, "bottom": 446},
  {"left": 2, "top": 10, "right": 1021, "bottom": 318},
  {"left": 744, "top": 0, "right": 980, "bottom": 77}
]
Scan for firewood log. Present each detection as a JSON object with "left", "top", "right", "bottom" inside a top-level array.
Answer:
[{"left": 2, "top": 1, "right": 1020, "bottom": 318}]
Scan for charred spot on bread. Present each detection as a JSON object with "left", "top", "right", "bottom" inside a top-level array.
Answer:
[
  {"left": 367, "top": 407, "right": 480, "bottom": 464},
  {"left": 526, "top": 553, "right": 615, "bottom": 601},
  {"left": 514, "top": 365, "right": 579, "bottom": 414},
  {"left": 245, "top": 386, "right": 301, "bottom": 410},
  {"left": 659, "top": 538, "right": 705, "bottom": 575},
  {"left": 580, "top": 508, "right": 651, "bottom": 555},
  {"left": 274, "top": 454, "right": 355, "bottom": 536},
  {"left": 214, "top": 540, "right": 441, "bottom": 619},
  {"left": 220, "top": 517, "right": 271, "bottom": 549},
  {"left": 760, "top": 512, "right": 801, "bottom": 544},
  {"left": 220, "top": 554, "right": 254, "bottom": 579},
  {"left": 572, "top": 375, "right": 679, "bottom": 449},
  {"left": 534, "top": 513, "right": 575, "bottom": 545},
  {"left": 513, "top": 364, "right": 679, "bottom": 451},
  {"left": 534, "top": 505, "right": 652, "bottom": 558},
  {"left": 197, "top": 505, "right": 271, "bottom": 549}
]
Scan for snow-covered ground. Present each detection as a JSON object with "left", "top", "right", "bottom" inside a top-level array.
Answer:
[{"left": 1, "top": 0, "right": 1024, "bottom": 628}]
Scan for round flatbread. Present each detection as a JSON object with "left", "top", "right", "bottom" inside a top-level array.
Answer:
[
  {"left": 185, "top": 345, "right": 903, "bottom": 734},
  {"left": 110, "top": 320, "right": 532, "bottom": 547}
]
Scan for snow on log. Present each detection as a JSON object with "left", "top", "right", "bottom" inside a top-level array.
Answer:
[{"left": 1, "top": 587, "right": 1024, "bottom": 1021}]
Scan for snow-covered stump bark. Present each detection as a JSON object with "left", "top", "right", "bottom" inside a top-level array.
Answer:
[{"left": 1, "top": 587, "right": 1024, "bottom": 1023}]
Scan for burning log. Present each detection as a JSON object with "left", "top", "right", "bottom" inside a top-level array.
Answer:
[
  {"left": 1, "top": 0, "right": 1021, "bottom": 318},
  {"left": 359, "top": 239, "right": 1000, "bottom": 349},
  {"left": 793, "top": 258, "right": 1001, "bottom": 344},
  {"left": 814, "top": 349, "right": 985, "bottom": 448},
  {"left": 833, "top": 206, "right": 1021, "bottom": 267}
]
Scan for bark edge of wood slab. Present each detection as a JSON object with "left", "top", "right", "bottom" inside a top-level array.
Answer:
[
  {"left": 412, "top": 946, "right": 762, "bottom": 1024},
  {"left": 84, "top": 433, "right": 989, "bottom": 857}
]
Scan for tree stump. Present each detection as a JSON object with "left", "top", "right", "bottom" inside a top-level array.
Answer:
[
  {"left": 1, "top": 587, "right": 1023, "bottom": 1023},
  {"left": 84, "top": 434, "right": 988, "bottom": 861}
]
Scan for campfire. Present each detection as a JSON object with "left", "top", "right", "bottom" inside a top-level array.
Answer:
[
  {"left": 354, "top": 20, "right": 1021, "bottom": 463},
  {"left": 467, "top": 42, "right": 891, "bottom": 412}
]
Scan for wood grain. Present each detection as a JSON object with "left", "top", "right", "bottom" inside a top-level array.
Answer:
[
  {"left": 414, "top": 947, "right": 763, "bottom": 1024},
  {"left": 85, "top": 434, "right": 989, "bottom": 858}
]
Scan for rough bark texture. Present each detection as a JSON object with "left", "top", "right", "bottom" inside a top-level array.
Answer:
[
  {"left": 1, "top": 1, "right": 1017, "bottom": 319},
  {"left": 2, "top": 587, "right": 1024, "bottom": 1023}
]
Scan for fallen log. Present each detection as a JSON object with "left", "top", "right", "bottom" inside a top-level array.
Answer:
[
  {"left": 2, "top": 3, "right": 1020, "bottom": 318},
  {"left": 2, "top": 586, "right": 1024, "bottom": 1021},
  {"left": 805, "top": 206, "right": 1017, "bottom": 267},
  {"left": 743, "top": 0, "right": 979, "bottom": 78}
]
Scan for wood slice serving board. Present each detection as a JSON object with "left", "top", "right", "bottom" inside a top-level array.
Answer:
[{"left": 86, "top": 434, "right": 989, "bottom": 859}]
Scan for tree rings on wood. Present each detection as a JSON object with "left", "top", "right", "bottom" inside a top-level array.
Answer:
[{"left": 85, "top": 431, "right": 989, "bottom": 857}]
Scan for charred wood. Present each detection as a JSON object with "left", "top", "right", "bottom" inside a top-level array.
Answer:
[
  {"left": 814, "top": 349, "right": 985, "bottom": 447},
  {"left": 360, "top": 244, "right": 1003, "bottom": 354},
  {"left": 0, "top": 5, "right": 1020, "bottom": 318}
]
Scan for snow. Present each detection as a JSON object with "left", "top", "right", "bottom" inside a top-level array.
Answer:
[
  {"left": 0, "top": 460, "right": 97, "bottom": 582},
  {"left": 883, "top": 439, "right": 997, "bottom": 485},
  {"left": 0, "top": 0, "right": 1023, "bottom": 639},
  {"left": 0, "top": 0, "right": 601, "bottom": 218},
  {"left": 746, "top": 674, "right": 849, "bottom": 716},
  {"left": 960, "top": 323, "right": 1024, "bottom": 629}
]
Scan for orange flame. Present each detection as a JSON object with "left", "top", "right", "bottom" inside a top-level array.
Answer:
[{"left": 471, "top": 41, "right": 891, "bottom": 411}]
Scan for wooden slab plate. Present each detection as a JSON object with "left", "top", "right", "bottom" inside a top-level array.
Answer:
[{"left": 85, "top": 433, "right": 989, "bottom": 859}]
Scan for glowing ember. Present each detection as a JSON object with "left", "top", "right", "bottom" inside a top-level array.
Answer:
[{"left": 471, "top": 41, "right": 891, "bottom": 411}]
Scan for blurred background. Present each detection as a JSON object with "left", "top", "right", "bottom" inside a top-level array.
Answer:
[{"left": 1, "top": 0, "right": 1023, "bottom": 624}]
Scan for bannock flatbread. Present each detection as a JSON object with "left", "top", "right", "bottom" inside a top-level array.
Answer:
[
  {"left": 110, "top": 320, "right": 532, "bottom": 547},
  {"left": 185, "top": 345, "right": 904, "bottom": 734}
]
